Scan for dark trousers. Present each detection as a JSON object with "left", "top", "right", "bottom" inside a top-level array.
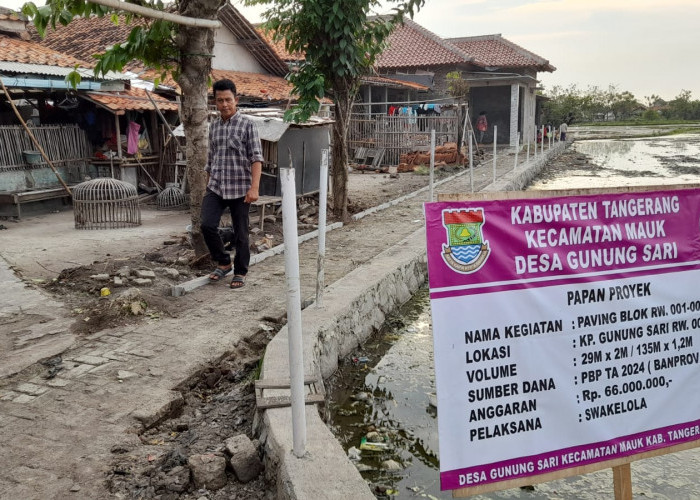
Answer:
[{"left": 201, "top": 190, "right": 250, "bottom": 276}]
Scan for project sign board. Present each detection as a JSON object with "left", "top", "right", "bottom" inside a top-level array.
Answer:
[{"left": 424, "top": 187, "right": 700, "bottom": 492}]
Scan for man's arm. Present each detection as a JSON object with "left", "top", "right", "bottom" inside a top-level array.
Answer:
[{"left": 245, "top": 161, "right": 262, "bottom": 204}]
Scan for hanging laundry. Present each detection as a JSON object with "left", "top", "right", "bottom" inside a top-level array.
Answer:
[{"left": 127, "top": 121, "right": 141, "bottom": 155}]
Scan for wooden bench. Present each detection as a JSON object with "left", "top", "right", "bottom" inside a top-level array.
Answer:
[
  {"left": 251, "top": 195, "right": 282, "bottom": 231},
  {"left": 0, "top": 187, "right": 72, "bottom": 218}
]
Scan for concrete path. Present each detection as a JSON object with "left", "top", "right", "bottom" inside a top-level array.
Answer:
[{"left": 0, "top": 143, "right": 563, "bottom": 499}]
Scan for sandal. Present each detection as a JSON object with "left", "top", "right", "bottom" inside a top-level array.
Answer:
[
  {"left": 208, "top": 266, "right": 232, "bottom": 282},
  {"left": 230, "top": 275, "right": 246, "bottom": 289}
]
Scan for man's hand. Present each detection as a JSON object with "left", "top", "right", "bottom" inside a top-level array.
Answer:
[{"left": 244, "top": 187, "right": 259, "bottom": 204}]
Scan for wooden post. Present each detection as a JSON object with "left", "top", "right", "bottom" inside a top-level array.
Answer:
[
  {"left": 115, "top": 115, "right": 123, "bottom": 160},
  {"left": 613, "top": 464, "right": 632, "bottom": 500}
]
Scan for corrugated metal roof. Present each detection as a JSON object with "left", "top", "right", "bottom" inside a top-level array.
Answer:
[
  {"left": 0, "top": 61, "right": 125, "bottom": 79},
  {"left": 172, "top": 108, "right": 332, "bottom": 142},
  {"left": 245, "top": 115, "right": 290, "bottom": 142}
]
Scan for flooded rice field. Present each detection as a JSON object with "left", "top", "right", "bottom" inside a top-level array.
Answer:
[
  {"left": 529, "top": 133, "right": 700, "bottom": 190},
  {"left": 327, "top": 132, "right": 700, "bottom": 499}
]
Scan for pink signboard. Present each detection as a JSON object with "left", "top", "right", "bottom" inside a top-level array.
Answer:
[{"left": 424, "top": 187, "right": 700, "bottom": 490}]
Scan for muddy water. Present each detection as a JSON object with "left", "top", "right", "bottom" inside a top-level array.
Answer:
[
  {"left": 328, "top": 134, "right": 700, "bottom": 499},
  {"left": 529, "top": 133, "right": 700, "bottom": 190}
]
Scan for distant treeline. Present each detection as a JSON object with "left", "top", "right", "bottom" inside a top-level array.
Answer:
[{"left": 541, "top": 85, "right": 700, "bottom": 125}]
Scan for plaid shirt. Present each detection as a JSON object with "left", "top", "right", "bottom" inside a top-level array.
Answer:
[{"left": 205, "top": 112, "right": 264, "bottom": 200}]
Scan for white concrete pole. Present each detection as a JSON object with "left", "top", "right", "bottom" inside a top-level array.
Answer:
[
  {"left": 541, "top": 126, "right": 545, "bottom": 156},
  {"left": 492, "top": 125, "right": 497, "bottom": 183},
  {"left": 316, "top": 149, "right": 329, "bottom": 307},
  {"left": 429, "top": 130, "right": 435, "bottom": 202},
  {"left": 526, "top": 141, "right": 530, "bottom": 165},
  {"left": 513, "top": 132, "right": 520, "bottom": 171},
  {"left": 469, "top": 132, "right": 474, "bottom": 193},
  {"left": 280, "top": 167, "right": 307, "bottom": 458},
  {"left": 85, "top": 0, "right": 220, "bottom": 27}
]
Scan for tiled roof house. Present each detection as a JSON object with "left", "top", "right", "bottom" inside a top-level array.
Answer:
[
  {"left": 447, "top": 34, "right": 555, "bottom": 72},
  {"left": 29, "top": 5, "right": 295, "bottom": 104},
  {"left": 256, "top": 23, "right": 430, "bottom": 102},
  {"left": 377, "top": 20, "right": 556, "bottom": 146}
]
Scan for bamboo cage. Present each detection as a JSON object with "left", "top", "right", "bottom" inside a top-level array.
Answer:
[{"left": 72, "top": 178, "right": 141, "bottom": 230}]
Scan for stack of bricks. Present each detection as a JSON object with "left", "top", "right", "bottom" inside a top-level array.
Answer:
[{"left": 398, "top": 142, "right": 463, "bottom": 171}]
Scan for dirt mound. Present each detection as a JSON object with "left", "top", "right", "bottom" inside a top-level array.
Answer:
[{"left": 42, "top": 239, "right": 199, "bottom": 335}]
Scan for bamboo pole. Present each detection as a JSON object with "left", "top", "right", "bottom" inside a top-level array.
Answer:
[{"left": 0, "top": 78, "right": 71, "bottom": 195}]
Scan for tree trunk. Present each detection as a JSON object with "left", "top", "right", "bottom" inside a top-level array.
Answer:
[
  {"left": 176, "top": 0, "right": 220, "bottom": 257},
  {"left": 330, "top": 79, "right": 354, "bottom": 221}
]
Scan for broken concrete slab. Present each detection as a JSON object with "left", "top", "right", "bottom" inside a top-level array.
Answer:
[
  {"left": 225, "top": 434, "right": 263, "bottom": 483},
  {"left": 188, "top": 453, "right": 227, "bottom": 490}
]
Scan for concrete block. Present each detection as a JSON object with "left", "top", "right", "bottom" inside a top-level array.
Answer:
[
  {"left": 188, "top": 453, "right": 227, "bottom": 490},
  {"left": 134, "top": 269, "right": 156, "bottom": 279},
  {"left": 225, "top": 434, "right": 263, "bottom": 482}
]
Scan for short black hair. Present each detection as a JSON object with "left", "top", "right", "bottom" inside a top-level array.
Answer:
[{"left": 213, "top": 78, "right": 237, "bottom": 96}]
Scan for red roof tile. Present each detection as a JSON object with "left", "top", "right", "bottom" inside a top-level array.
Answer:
[
  {"left": 255, "top": 26, "right": 304, "bottom": 63},
  {"left": 125, "top": 68, "right": 297, "bottom": 103},
  {"left": 361, "top": 75, "right": 429, "bottom": 91},
  {"left": 28, "top": 15, "right": 138, "bottom": 68},
  {"left": 211, "top": 69, "right": 294, "bottom": 101},
  {"left": 376, "top": 18, "right": 472, "bottom": 69},
  {"left": 82, "top": 87, "right": 178, "bottom": 114},
  {"left": 0, "top": 33, "right": 91, "bottom": 68},
  {"left": 447, "top": 35, "right": 555, "bottom": 72}
]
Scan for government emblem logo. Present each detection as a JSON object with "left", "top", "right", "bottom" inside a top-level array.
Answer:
[{"left": 441, "top": 208, "right": 490, "bottom": 273}]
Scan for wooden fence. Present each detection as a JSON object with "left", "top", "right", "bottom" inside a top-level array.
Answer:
[
  {"left": 0, "top": 125, "right": 92, "bottom": 171},
  {"left": 348, "top": 108, "right": 459, "bottom": 166}
]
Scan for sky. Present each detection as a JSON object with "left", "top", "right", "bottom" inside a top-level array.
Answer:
[{"left": 3, "top": 0, "right": 699, "bottom": 101}]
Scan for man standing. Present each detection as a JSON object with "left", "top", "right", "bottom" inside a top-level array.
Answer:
[
  {"left": 202, "top": 79, "right": 263, "bottom": 289},
  {"left": 559, "top": 121, "right": 568, "bottom": 142}
]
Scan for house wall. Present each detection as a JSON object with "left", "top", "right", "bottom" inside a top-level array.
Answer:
[
  {"left": 213, "top": 29, "right": 266, "bottom": 73},
  {"left": 522, "top": 84, "right": 538, "bottom": 145},
  {"left": 0, "top": 165, "right": 84, "bottom": 192}
]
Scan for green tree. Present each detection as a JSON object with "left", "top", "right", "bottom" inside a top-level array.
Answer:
[
  {"left": 641, "top": 108, "right": 661, "bottom": 121},
  {"left": 446, "top": 71, "right": 469, "bottom": 152},
  {"left": 644, "top": 94, "right": 662, "bottom": 108},
  {"left": 665, "top": 89, "right": 698, "bottom": 120},
  {"left": 21, "top": 0, "right": 220, "bottom": 257},
  {"left": 247, "top": 0, "right": 424, "bottom": 220},
  {"left": 541, "top": 84, "right": 584, "bottom": 124},
  {"left": 609, "top": 90, "right": 639, "bottom": 121}
]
